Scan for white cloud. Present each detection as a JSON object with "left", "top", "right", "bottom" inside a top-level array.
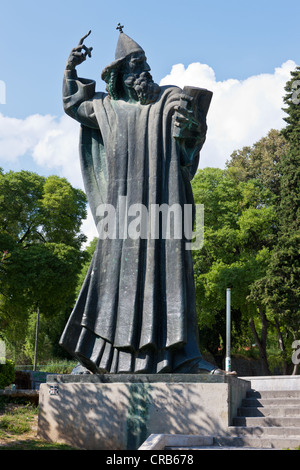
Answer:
[
  {"left": 0, "top": 60, "right": 296, "bottom": 241},
  {"left": 81, "top": 207, "right": 98, "bottom": 245},
  {"left": 32, "top": 115, "right": 83, "bottom": 188},
  {"left": 0, "top": 112, "right": 98, "bottom": 242},
  {"left": 0, "top": 112, "right": 82, "bottom": 187},
  {"left": 0, "top": 113, "right": 53, "bottom": 162},
  {"left": 160, "top": 59, "right": 296, "bottom": 168}
]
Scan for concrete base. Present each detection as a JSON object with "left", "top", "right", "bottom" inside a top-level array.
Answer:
[
  {"left": 241, "top": 375, "right": 300, "bottom": 391},
  {"left": 138, "top": 433, "right": 215, "bottom": 450},
  {"left": 38, "top": 374, "right": 250, "bottom": 450}
]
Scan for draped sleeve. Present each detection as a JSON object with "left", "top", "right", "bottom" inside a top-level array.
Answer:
[{"left": 62, "top": 69, "right": 99, "bottom": 129}]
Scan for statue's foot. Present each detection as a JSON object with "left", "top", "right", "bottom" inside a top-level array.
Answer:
[
  {"left": 191, "top": 366, "right": 237, "bottom": 376},
  {"left": 174, "top": 358, "right": 237, "bottom": 375},
  {"left": 71, "top": 363, "right": 92, "bottom": 375},
  {"left": 210, "top": 368, "right": 237, "bottom": 376}
]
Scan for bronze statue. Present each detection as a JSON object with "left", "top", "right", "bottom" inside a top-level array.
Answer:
[{"left": 60, "top": 28, "right": 232, "bottom": 375}]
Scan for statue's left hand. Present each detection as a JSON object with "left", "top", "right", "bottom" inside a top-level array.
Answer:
[
  {"left": 173, "top": 95, "right": 206, "bottom": 137},
  {"left": 66, "top": 30, "right": 93, "bottom": 71}
]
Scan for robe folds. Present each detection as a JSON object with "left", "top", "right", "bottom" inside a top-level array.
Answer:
[{"left": 60, "top": 71, "right": 208, "bottom": 373}]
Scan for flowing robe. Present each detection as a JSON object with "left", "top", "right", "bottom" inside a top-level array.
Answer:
[{"left": 60, "top": 69, "right": 210, "bottom": 373}]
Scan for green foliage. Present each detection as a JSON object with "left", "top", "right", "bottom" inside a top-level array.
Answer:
[
  {"left": 0, "top": 404, "right": 36, "bottom": 437},
  {"left": 279, "top": 66, "right": 300, "bottom": 237},
  {"left": 282, "top": 66, "right": 300, "bottom": 147},
  {"left": 192, "top": 132, "right": 285, "bottom": 371},
  {"left": 192, "top": 166, "right": 275, "bottom": 305},
  {"left": 226, "top": 129, "right": 288, "bottom": 196},
  {"left": 75, "top": 237, "right": 97, "bottom": 298},
  {"left": 37, "top": 359, "right": 77, "bottom": 374},
  {"left": 0, "top": 170, "right": 88, "bottom": 362},
  {"left": 256, "top": 66, "right": 300, "bottom": 345},
  {"left": 0, "top": 397, "right": 77, "bottom": 448},
  {"left": 0, "top": 400, "right": 38, "bottom": 441},
  {"left": 0, "top": 171, "right": 87, "bottom": 248},
  {"left": 41, "top": 175, "right": 87, "bottom": 248},
  {"left": 192, "top": 64, "right": 300, "bottom": 373},
  {"left": 0, "top": 440, "right": 78, "bottom": 450},
  {"left": 0, "top": 360, "right": 15, "bottom": 389}
]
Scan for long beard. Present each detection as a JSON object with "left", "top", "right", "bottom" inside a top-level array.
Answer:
[{"left": 124, "top": 71, "right": 161, "bottom": 105}]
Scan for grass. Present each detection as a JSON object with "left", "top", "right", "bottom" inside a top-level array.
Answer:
[
  {"left": 0, "top": 397, "right": 78, "bottom": 450},
  {"left": 0, "top": 440, "right": 78, "bottom": 450},
  {"left": 0, "top": 403, "right": 37, "bottom": 438}
]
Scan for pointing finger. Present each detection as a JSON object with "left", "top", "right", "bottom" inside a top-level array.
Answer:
[{"left": 78, "top": 30, "right": 92, "bottom": 45}]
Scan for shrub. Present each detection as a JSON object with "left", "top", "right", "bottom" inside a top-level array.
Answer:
[
  {"left": 0, "top": 360, "right": 15, "bottom": 389},
  {"left": 38, "top": 359, "right": 77, "bottom": 374}
]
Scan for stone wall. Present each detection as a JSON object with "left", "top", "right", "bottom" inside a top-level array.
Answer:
[{"left": 38, "top": 374, "right": 250, "bottom": 450}]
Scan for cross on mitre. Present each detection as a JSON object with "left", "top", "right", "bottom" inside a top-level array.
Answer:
[{"left": 116, "top": 23, "right": 124, "bottom": 33}]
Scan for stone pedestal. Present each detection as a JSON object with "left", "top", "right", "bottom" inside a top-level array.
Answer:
[{"left": 38, "top": 374, "right": 250, "bottom": 450}]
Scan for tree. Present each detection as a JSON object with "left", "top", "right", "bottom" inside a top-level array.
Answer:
[
  {"left": 255, "top": 67, "right": 300, "bottom": 373},
  {"left": 192, "top": 166, "right": 277, "bottom": 373},
  {"left": 0, "top": 170, "right": 88, "bottom": 361},
  {"left": 281, "top": 66, "right": 300, "bottom": 147},
  {"left": 74, "top": 237, "right": 97, "bottom": 298},
  {"left": 226, "top": 129, "right": 288, "bottom": 197},
  {"left": 0, "top": 171, "right": 86, "bottom": 249},
  {"left": 280, "top": 67, "right": 300, "bottom": 233}
]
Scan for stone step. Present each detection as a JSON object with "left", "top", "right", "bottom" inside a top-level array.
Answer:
[
  {"left": 228, "top": 426, "right": 300, "bottom": 437},
  {"left": 233, "top": 416, "right": 300, "bottom": 427},
  {"left": 242, "top": 397, "right": 300, "bottom": 407},
  {"left": 213, "top": 435, "right": 300, "bottom": 449},
  {"left": 165, "top": 446, "right": 276, "bottom": 450},
  {"left": 238, "top": 405, "right": 300, "bottom": 417},
  {"left": 141, "top": 386, "right": 300, "bottom": 451},
  {"left": 247, "top": 389, "right": 300, "bottom": 399},
  {"left": 165, "top": 434, "right": 300, "bottom": 450}
]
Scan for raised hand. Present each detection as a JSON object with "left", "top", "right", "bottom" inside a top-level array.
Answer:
[{"left": 66, "top": 30, "right": 93, "bottom": 71}]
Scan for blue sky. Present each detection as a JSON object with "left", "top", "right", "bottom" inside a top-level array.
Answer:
[
  {"left": 0, "top": 0, "right": 299, "bottom": 240},
  {"left": 1, "top": 0, "right": 299, "bottom": 118}
]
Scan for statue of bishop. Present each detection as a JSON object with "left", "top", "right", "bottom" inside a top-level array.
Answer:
[{"left": 60, "top": 28, "right": 232, "bottom": 376}]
